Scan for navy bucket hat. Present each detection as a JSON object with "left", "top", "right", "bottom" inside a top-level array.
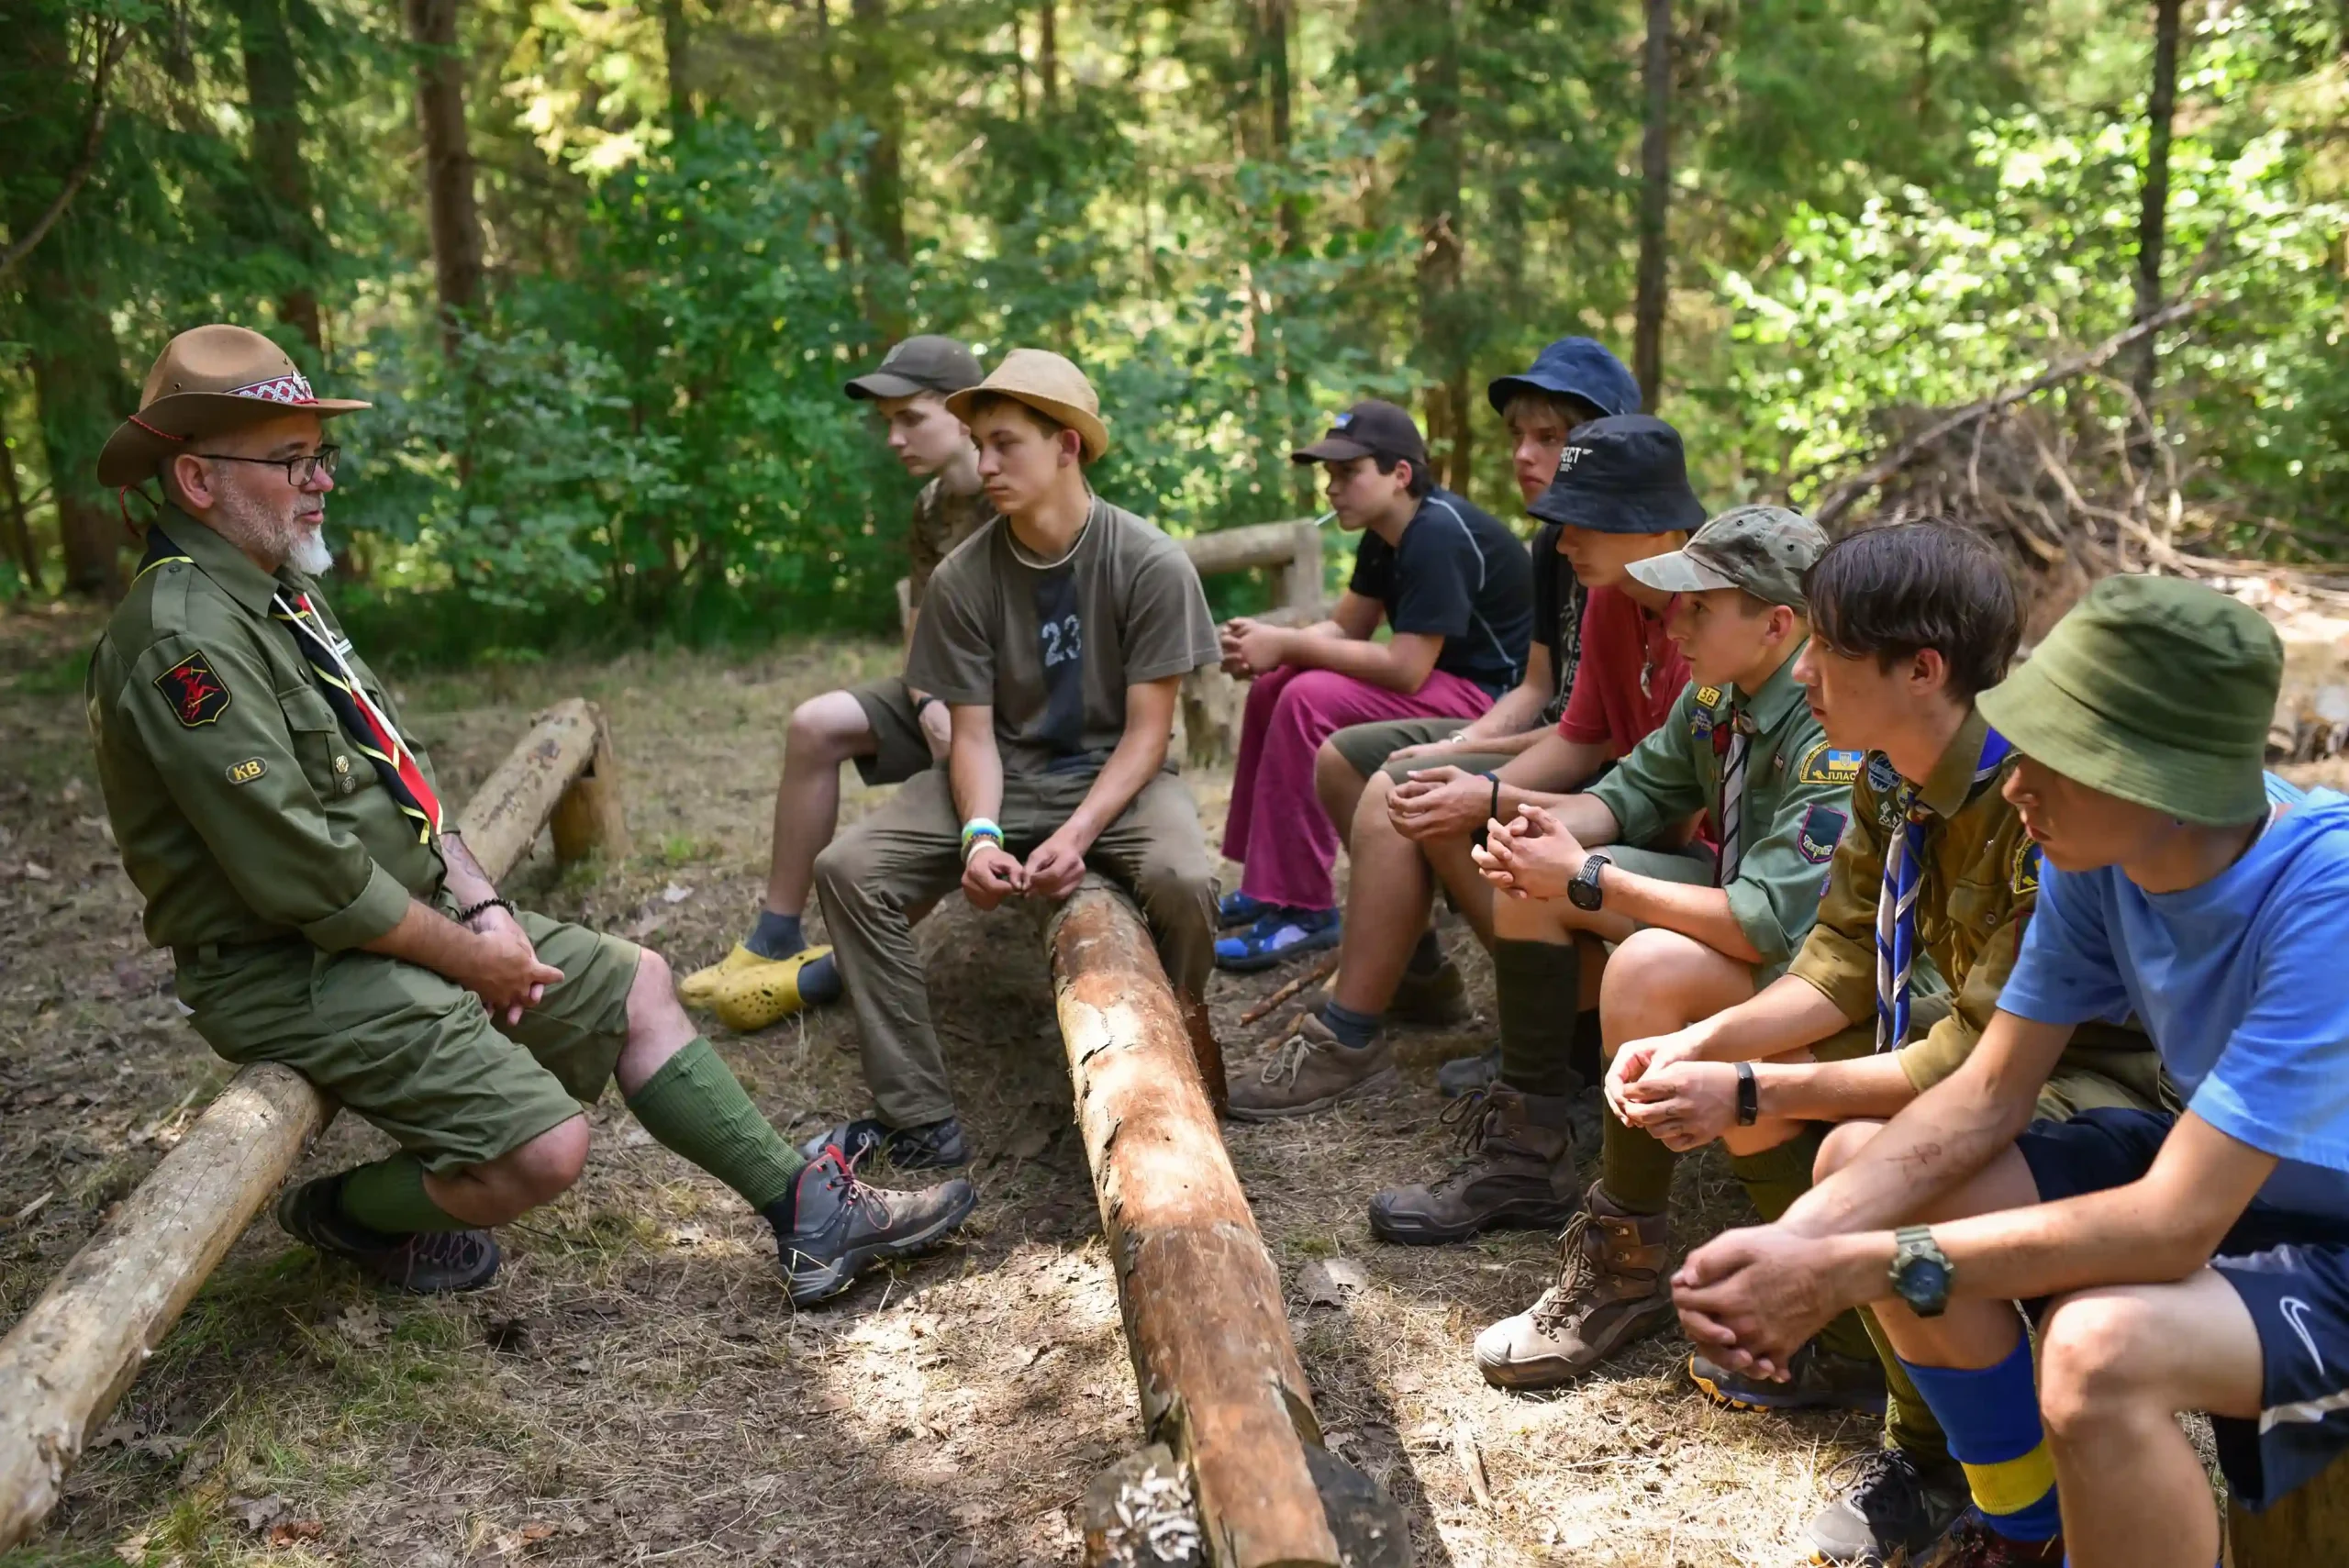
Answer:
[
  {"left": 1486, "top": 337, "right": 1641, "bottom": 421},
  {"left": 1525, "top": 414, "right": 1706, "bottom": 535}
]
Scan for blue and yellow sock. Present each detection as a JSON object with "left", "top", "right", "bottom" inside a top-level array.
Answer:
[{"left": 1898, "top": 1337, "right": 2060, "bottom": 1541}]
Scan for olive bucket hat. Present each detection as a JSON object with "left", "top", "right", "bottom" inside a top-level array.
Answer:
[{"left": 1976, "top": 574, "right": 2280, "bottom": 826}]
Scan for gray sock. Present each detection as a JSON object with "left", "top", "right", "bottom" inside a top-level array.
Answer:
[
  {"left": 1320, "top": 999, "right": 1381, "bottom": 1051},
  {"left": 797, "top": 951, "right": 842, "bottom": 1004},
  {"left": 747, "top": 909, "right": 804, "bottom": 961},
  {"left": 1407, "top": 927, "right": 1444, "bottom": 975}
]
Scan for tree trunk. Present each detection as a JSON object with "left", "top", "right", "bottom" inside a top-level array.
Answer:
[
  {"left": 1633, "top": 0, "right": 1673, "bottom": 412},
  {"left": 849, "top": 0, "right": 908, "bottom": 339},
  {"left": 1039, "top": 0, "right": 1058, "bottom": 110},
  {"left": 2130, "top": 0, "right": 2182, "bottom": 425},
  {"left": 234, "top": 0, "right": 323, "bottom": 350},
  {"left": 1413, "top": 0, "right": 1471, "bottom": 497},
  {"left": 1263, "top": 0, "right": 1299, "bottom": 256},
  {"left": 0, "top": 406, "right": 39, "bottom": 594},
  {"left": 404, "top": 0, "right": 485, "bottom": 360},
  {"left": 658, "top": 0, "right": 694, "bottom": 130}
]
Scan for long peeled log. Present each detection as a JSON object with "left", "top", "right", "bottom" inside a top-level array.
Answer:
[
  {"left": 1047, "top": 879, "right": 1361, "bottom": 1568},
  {"left": 0, "top": 697, "right": 620, "bottom": 1551}
]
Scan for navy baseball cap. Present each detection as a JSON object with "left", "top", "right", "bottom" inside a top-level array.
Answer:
[
  {"left": 1486, "top": 337, "right": 1641, "bottom": 420},
  {"left": 1526, "top": 414, "right": 1706, "bottom": 535},
  {"left": 1291, "top": 399, "right": 1430, "bottom": 471}
]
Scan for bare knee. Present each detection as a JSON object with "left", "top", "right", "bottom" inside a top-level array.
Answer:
[
  {"left": 2040, "top": 1289, "right": 2162, "bottom": 1440},
  {"left": 478, "top": 1116, "right": 590, "bottom": 1219},
  {"left": 1598, "top": 926, "right": 1728, "bottom": 1045},
  {"left": 785, "top": 691, "right": 867, "bottom": 767},
  {"left": 628, "top": 946, "right": 688, "bottom": 1030},
  {"left": 1815, "top": 1118, "right": 1887, "bottom": 1183}
]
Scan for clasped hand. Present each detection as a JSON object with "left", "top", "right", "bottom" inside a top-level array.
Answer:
[
  {"left": 1468, "top": 803, "right": 1588, "bottom": 899},
  {"left": 463, "top": 907, "right": 563, "bottom": 1026},
  {"left": 1219, "top": 617, "right": 1288, "bottom": 679},
  {"left": 963, "top": 830, "right": 1091, "bottom": 910},
  {"left": 1605, "top": 1030, "right": 1738, "bottom": 1151},
  {"left": 1387, "top": 765, "right": 1492, "bottom": 842}
]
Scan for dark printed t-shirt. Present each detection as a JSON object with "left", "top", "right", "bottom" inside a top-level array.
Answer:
[
  {"left": 1529, "top": 519, "right": 1586, "bottom": 727},
  {"left": 907, "top": 497, "right": 1219, "bottom": 777},
  {"left": 1346, "top": 487, "right": 1535, "bottom": 699}
]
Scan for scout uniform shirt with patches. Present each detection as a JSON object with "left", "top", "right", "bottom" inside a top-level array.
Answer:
[
  {"left": 86, "top": 512, "right": 445, "bottom": 957},
  {"left": 1787, "top": 706, "right": 2154, "bottom": 1093},
  {"left": 1586, "top": 641, "right": 1854, "bottom": 978}
]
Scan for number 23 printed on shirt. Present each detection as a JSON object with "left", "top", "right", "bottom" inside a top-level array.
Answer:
[{"left": 1041, "top": 613, "right": 1083, "bottom": 669}]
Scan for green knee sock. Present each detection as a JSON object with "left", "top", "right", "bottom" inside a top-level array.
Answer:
[
  {"left": 339, "top": 1154, "right": 470, "bottom": 1235},
  {"left": 625, "top": 1037, "right": 807, "bottom": 1213},
  {"left": 1868, "top": 1306, "right": 1952, "bottom": 1463},
  {"left": 1598, "top": 1099, "right": 1676, "bottom": 1214},
  {"left": 1729, "top": 1132, "right": 1875, "bottom": 1364},
  {"left": 1493, "top": 939, "right": 1583, "bottom": 1099}
]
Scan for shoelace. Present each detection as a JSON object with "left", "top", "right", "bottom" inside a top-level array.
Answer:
[
  {"left": 1530, "top": 1211, "right": 1599, "bottom": 1334},
  {"left": 1256, "top": 1026, "right": 1327, "bottom": 1087},
  {"left": 1424, "top": 1089, "right": 1508, "bottom": 1194},
  {"left": 817, "top": 1147, "right": 887, "bottom": 1224},
  {"left": 395, "top": 1228, "right": 489, "bottom": 1286}
]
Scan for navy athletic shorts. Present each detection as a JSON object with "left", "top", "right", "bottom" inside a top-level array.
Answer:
[{"left": 2017, "top": 1106, "right": 2349, "bottom": 1512}]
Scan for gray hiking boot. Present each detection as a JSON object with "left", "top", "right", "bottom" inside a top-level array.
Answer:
[
  {"left": 1226, "top": 1013, "right": 1397, "bottom": 1121},
  {"left": 1473, "top": 1184, "right": 1674, "bottom": 1389},
  {"left": 1802, "top": 1447, "right": 1969, "bottom": 1565},
  {"left": 1366, "top": 1085, "right": 1581, "bottom": 1244},
  {"left": 275, "top": 1174, "right": 501, "bottom": 1295},
  {"left": 1435, "top": 1046, "right": 1501, "bottom": 1098},
  {"left": 1689, "top": 1338, "right": 1888, "bottom": 1416}
]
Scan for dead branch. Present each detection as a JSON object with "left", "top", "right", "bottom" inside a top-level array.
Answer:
[{"left": 0, "top": 21, "right": 131, "bottom": 277}]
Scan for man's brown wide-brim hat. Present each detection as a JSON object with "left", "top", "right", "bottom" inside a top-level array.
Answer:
[
  {"left": 943, "top": 347, "right": 1110, "bottom": 462},
  {"left": 97, "top": 324, "right": 370, "bottom": 487}
]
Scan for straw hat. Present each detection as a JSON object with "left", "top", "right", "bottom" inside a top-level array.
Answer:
[
  {"left": 97, "top": 325, "right": 369, "bottom": 487},
  {"left": 943, "top": 348, "right": 1109, "bottom": 462}
]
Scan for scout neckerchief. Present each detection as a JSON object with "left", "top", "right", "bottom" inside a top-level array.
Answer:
[
  {"left": 1875, "top": 727, "right": 2012, "bottom": 1051},
  {"left": 1715, "top": 706, "right": 1754, "bottom": 884},
  {"left": 270, "top": 589, "right": 445, "bottom": 845}
]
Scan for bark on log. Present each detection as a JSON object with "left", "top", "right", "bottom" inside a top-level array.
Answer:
[
  {"left": 0, "top": 699, "right": 618, "bottom": 1551},
  {"left": 1180, "top": 519, "right": 1321, "bottom": 597},
  {"left": 2228, "top": 1463, "right": 2349, "bottom": 1567},
  {"left": 547, "top": 704, "right": 633, "bottom": 866},
  {"left": 1045, "top": 880, "right": 1351, "bottom": 1568}
]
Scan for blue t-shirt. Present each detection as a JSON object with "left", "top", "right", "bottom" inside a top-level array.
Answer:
[{"left": 2000, "top": 776, "right": 2349, "bottom": 1220}]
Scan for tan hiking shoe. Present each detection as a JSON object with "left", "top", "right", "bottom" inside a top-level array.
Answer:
[
  {"left": 1366, "top": 1085, "right": 1581, "bottom": 1245},
  {"left": 1226, "top": 1013, "right": 1397, "bottom": 1121},
  {"left": 1474, "top": 1184, "right": 1674, "bottom": 1389}
]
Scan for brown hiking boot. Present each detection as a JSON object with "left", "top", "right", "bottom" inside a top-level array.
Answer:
[
  {"left": 1366, "top": 1085, "right": 1580, "bottom": 1245},
  {"left": 1227, "top": 1013, "right": 1398, "bottom": 1121},
  {"left": 1389, "top": 958, "right": 1472, "bottom": 1025},
  {"left": 1474, "top": 1184, "right": 1674, "bottom": 1389}
]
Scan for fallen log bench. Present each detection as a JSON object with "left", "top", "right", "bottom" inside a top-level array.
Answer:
[
  {"left": 0, "top": 698, "right": 628, "bottom": 1552},
  {"left": 2229, "top": 1461, "right": 2349, "bottom": 1565},
  {"left": 1041, "top": 877, "right": 1406, "bottom": 1568}
]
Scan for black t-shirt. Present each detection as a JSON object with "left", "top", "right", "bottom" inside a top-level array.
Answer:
[
  {"left": 1346, "top": 487, "right": 1534, "bottom": 698},
  {"left": 1529, "top": 520, "right": 1586, "bottom": 727}
]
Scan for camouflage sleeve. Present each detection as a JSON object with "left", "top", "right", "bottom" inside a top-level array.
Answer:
[
  {"left": 118, "top": 626, "right": 410, "bottom": 950},
  {"left": 1787, "top": 758, "right": 1889, "bottom": 1026},
  {"left": 905, "top": 483, "right": 947, "bottom": 606}
]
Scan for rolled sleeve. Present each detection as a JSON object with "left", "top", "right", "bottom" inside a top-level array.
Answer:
[{"left": 300, "top": 859, "right": 414, "bottom": 951}]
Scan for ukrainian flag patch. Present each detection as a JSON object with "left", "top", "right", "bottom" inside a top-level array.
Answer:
[{"left": 1798, "top": 740, "right": 1865, "bottom": 786}]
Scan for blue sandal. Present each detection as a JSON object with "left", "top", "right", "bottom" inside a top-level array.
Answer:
[
  {"left": 1217, "top": 889, "right": 1271, "bottom": 930},
  {"left": 1214, "top": 906, "right": 1341, "bottom": 973}
]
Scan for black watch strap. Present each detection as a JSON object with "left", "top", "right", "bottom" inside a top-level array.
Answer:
[{"left": 1734, "top": 1062, "right": 1759, "bottom": 1126}]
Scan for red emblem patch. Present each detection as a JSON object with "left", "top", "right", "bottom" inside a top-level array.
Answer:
[{"left": 154, "top": 651, "right": 232, "bottom": 728}]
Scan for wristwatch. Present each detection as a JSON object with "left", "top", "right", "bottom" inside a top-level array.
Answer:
[
  {"left": 1888, "top": 1225, "right": 1954, "bottom": 1318},
  {"left": 1734, "top": 1062, "right": 1759, "bottom": 1126},
  {"left": 1567, "top": 852, "right": 1612, "bottom": 911}
]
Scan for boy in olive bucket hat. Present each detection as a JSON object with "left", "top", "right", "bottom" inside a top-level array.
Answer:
[
  {"left": 1671, "top": 575, "right": 2349, "bottom": 1567},
  {"left": 684, "top": 334, "right": 995, "bottom": 1031}
]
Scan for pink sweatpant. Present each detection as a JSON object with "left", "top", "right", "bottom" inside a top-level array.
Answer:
[{"left": 1220, "top": 663, "right": 1494, "bottom": 910}]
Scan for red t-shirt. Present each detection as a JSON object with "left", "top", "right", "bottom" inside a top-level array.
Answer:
[{"left": 1557, "top": 585, "right": 1686, "bottom": 756}]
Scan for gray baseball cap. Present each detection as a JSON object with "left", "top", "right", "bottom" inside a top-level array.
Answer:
[
  {"left": 1625, "top": 504, "right": 1829, "bottom": 611},
  {"left": 845, "top": 335, "right": 985, "bottom": 401}
]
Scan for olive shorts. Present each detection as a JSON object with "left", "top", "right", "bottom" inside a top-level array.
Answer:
[
  {"left": 176, "top": 909, "right": 641, "bottom": 1173},
  {"left": 1327, "top": 716, "right": 1520, "bottom": 787},
  {"left": 847, "top": 676, "right": 941, "bottom": 788}
]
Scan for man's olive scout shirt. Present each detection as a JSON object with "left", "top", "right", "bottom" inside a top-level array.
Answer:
[
  {"left": 1788, "top": 706, "right": 2046, "bottom": 1092},
  {"left": 86, "top": 512, "right": 445, "bottom": 957},
  {"left": 1587, "top": 641, "right": 1857, "bottom": 974}
]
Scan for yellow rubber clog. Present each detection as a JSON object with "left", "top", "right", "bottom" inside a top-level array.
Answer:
[
  {"left": 712, "top": 945, "right": 834, "bottom": 1032},
  {"left": 679, "top": 942, "right": 764, "bottom": 1010}
]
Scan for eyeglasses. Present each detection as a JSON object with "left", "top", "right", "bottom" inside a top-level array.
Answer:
[{"left": 191, "top": 444, "right": 340, "bottom": 486}]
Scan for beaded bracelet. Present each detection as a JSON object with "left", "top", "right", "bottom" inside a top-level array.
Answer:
[{"left": 455, "top": 895, "right": 515, "bottom": 926}]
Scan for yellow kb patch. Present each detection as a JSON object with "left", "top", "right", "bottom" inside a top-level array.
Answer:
[{"left": 227, "top": 758, "right": 268, "bottom": 785}]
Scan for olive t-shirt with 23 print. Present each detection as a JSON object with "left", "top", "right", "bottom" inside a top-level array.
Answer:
[{"left": 906, "top": 496, "right": 1219, "bottom": 777}]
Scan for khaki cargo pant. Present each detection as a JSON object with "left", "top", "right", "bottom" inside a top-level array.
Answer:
[{"left": 811, "top": 765, "right": 1216, "bottom": 1126}]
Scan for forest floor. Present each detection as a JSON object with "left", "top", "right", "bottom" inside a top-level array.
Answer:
[{"left": 6, "top": 604, "right": 2346, "bottom": 1568}]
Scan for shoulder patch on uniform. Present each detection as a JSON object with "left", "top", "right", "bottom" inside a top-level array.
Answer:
[
  {"left": 1689, "top": 684, "right": 1723, "bottom": 739},
  {"left": 227, "top": 758, "right": 267, "bottom": 785},
  {"left": 154, "top": 651, "right": 232, "bottom": 728},
  {"left": 2011, "top": 837, "right": 2043, "bottom": 897},
  {"left": 1798, "top": 741, "right": 1865, "bottom": 786},
  {"left": 1865, "top": 752, "right": 1902, "bottom": 795},
  {"left": 1798, "top": 804, "right": 1847, "bottom": 863},
  {"left": 1695, "top": 684, "right": 1723, "bottom": 709}
]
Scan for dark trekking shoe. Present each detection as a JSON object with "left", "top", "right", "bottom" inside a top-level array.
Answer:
[
  {"left": 1435, "top": 1046, "right": 1501, "bottom": 1098},
  {"left": 1367, "top": 1085, "right": 1581, "bottom": 1244},
  {"left": 1801, "top": 1448, "right": 1969, "bottom": 1566},
  {"left": 769, "top": 1146, "right": 977, "bottom": 1306},
  {"left": 797, "top": 1116, "right": 970, "bottom": 1172},
  {"left": 1389, "top": 958, "right": 1472, "bottom": 1026},
  {"left": 1474, "top": 1184, "right": 1674, "bottom": 1389},
  {"left": 274, "top": 1174, "right": 501, "bottom": 1295},
  {"left": 1690, "top": 1338, "right": 1888, "bottom": 1416},
  {"left": 1914, "top": 1511, "right": 2063, "bottom": 1567}
]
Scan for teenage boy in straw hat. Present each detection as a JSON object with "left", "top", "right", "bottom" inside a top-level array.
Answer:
[
  {"left": 1266, "top": 339, "right": 1642, "bottom": 1025},
  {"left": 1438, "top": 506, "right": 1872, "bottom": 1393},
  {"left": 1602, "top": 521, "right": 2164, "bottom": 1566},
  {"left": 1670, "top": 580, "right": 2349, "bottom": 1568},
  {"left": 681, "top": 335, "right": 996, "bottom": 1031},
  {"left": 805, "top": 349, "right": 1220, "bottom": 1171},
  {"left": 85, "top": 325, "right": 976, "bottom": 1304},
  {"left": 1224, "top": 413, "right": 1699, "bottom": 1121},
  {"left": 1213, "top": 399, "right": 1532, "bottom": 972}
]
